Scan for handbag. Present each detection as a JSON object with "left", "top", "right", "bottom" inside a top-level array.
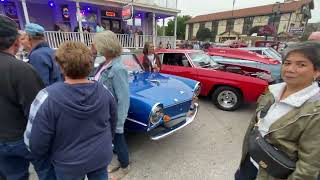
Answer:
[{"left": 248, "top": 127, "right": 296, "bottom": 179}]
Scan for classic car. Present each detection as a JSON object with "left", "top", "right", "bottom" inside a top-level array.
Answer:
[
  {"left": 91, "top": 52, "right": 200, "bottom": 140},
  {"left": 207, "top": 47, "right": 282, "bottom": 83},
  {"left": 240, "top": 47, "right": 282, "bottom": 62},
  {"left": 154, "top": 49, "right": 269, "bottom": 111}
]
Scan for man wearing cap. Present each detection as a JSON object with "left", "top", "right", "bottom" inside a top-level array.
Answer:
[
  {"left": 25, "top": 23, "right": 62, "bottom": 86},
  {"left": 0, "top": 16, "right": 56, "bottom": 180}
]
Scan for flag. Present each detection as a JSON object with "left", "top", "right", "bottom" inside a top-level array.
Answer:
[{"left": 233, "top": 0, "right": 236, "bottom": 10}]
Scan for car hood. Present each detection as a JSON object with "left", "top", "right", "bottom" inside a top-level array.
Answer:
[
  {"left": 207, "top": 48, "right": 280, "bottom": 65},
  {"left": 129, "top": 72, "right": 194, "bottom": 106}
]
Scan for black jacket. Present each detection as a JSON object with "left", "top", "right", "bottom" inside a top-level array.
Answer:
[{"left": 0, "top": 52, "right": 44, "bottom": 142}]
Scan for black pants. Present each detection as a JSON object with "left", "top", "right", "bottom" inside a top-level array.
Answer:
[{"left": 235, "top": 155, "right": 258, "bottom": 180}]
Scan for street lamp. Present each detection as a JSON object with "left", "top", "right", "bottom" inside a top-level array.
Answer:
[
  {"left": 271, "top": 1, "right": 281, "bottom": 38},
  {"left": 272, "top": 2, "right": 281, "bottom": 26}
]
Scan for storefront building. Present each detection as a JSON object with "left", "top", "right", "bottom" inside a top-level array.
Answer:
[
  {"left": 185, "top": 0, "right": 314, "bottom": 42},
  {"left": 0, "top": 0, "right": 180, "bottom": 48}
]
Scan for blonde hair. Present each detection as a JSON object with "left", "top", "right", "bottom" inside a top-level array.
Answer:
[
  {"left": 55, "top": 41, "right": 93, "bottom": 79},
  {"left": 93, "top": 30, "right": 122, "bottom": 58}
]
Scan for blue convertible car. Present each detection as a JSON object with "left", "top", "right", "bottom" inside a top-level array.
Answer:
[{"left": 91, "top": 52, "right": 200, "bottom": 140}]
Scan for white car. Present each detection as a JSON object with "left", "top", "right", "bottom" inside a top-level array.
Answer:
[{"left": 240, "top": 47, "right": 282, "bottom": 62}]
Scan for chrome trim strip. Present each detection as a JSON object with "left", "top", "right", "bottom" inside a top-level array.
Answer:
[
  {"left": 148, "top": 103, "right": 163, "bottom": 126},
  {"left": 164, "top": 99, "right": 192, "bottom": 108},
  {"left": 126, "top": 118, "right": 148, "bottom": 127},
  {"left": 193, "top": 82, "right": 201, "bottom": 92},
  {"left": 150, "top": 103, "right": 199, "bottom": 140}
]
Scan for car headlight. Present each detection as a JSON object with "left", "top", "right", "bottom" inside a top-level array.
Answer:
[
  {"left": 149, "top": 104, "right": 164, "bottom": 125},
  {"left": 193, "top": 82, "right": 201, "bottom": 97}
]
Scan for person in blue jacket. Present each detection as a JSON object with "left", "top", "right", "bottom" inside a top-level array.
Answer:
[
  {"left": 24, "top": 41, "right": 117, "bottom": 180},
  {"left": 25, "top": 23, "right": 62, "bottom": 86},
  {"left": 92, "top": 30, "right": 130, "bottom": 180}
]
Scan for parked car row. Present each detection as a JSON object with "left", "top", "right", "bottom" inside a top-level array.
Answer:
[
  {"left": 206, "top": 47, "right": 282, "bottom": 83},
  {"left": 89, "top": 46, "right": 282, "bottom": 140}
]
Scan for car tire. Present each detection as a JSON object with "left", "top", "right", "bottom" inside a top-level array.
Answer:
[{"left": 212, "top": 86, "right": 242, "bottom": 111}]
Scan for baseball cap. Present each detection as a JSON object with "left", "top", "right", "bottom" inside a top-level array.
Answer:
[
  {"left": 0, "top": 15, "right": 18, "bottom": 38},
  {"left": 25, "top": 23, "right": 45, "bottom": 36}
]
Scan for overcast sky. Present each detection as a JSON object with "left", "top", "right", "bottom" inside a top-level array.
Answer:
[{"left": 178, "top": 0, "right": 320, "bottom": 23}]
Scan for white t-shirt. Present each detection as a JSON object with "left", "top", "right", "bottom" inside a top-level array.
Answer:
[{"left": 147, "top": 54, "right": 155, "bottom": 66}]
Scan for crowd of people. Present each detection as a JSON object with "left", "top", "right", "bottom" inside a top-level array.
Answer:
[
  {"left": 1, "top": 13, "right": 320, "bottom": 180},
  {"left": 0, "top": 15, "right": 130, "bottom": 180}
]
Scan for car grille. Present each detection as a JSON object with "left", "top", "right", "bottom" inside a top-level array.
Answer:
[{"left": 164, "top": 100, "right": 192, "bottom": 117}]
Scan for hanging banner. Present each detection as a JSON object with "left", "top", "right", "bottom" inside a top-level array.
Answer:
[
  {"left": 122, "top": 4, "right": 133, "bottom": 20},
  {"left": 4, "top": 2, "right": 18, "bottom": 20}
]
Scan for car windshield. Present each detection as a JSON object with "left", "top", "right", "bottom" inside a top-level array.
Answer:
[
  {"left": 120, "top": 54, "right": 143, "bottom": 73},
  {"left": 189, "top": 52, "right": 218, "bottom": 67},
  {"left": 94, "top": 54, "right": 143, "bottom": 73},
  {"left": 266, "top": 48, "right": 282, "bottom": 61}
]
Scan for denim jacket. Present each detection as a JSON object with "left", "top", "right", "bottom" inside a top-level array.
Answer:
[{"left": 96, "top": 56, "right": 130, "bottom": 133}]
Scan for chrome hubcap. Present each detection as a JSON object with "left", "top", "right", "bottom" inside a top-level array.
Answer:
[{"left": 217, "top": 90, "right": 238, "bottom": 109}]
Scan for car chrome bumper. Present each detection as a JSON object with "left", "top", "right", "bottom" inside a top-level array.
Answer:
[{"left": 149, "top": 103, "right": 199, "bottom": 140}]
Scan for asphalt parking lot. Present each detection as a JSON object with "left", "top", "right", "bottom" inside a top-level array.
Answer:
[{"left": 30, "top": 98, "right": 256, "bottom": 180}]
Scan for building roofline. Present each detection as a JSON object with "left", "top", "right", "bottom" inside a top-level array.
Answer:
[
  {"left": 187, "top": 0, "right": 313, "bottom": 24},
  {"left": 71, "top": 0, "right": 180, "bottom": 15}
]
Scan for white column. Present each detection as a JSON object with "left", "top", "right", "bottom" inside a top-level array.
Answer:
[
  {"left": 185, "top": 24, "right": 189, "bottom": 40},
  {"left": 76, "top": 0, "right": 84, "bottom": 43},
  {"left": 162, "top": 18, "right": 165, "bottom": 36},
  {"left": 21, "top": 0, "right": 30, "bottom": 24},
  {"left": 174, "top": 16, "right": 177, "bottom": 48},
  {"left": 152, "top": 12, "right": 156, "bottom": 47}
]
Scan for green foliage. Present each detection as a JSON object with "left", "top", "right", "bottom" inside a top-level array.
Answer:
[
  {"left": 196, "top": 27, "right": 212, "bottom": 41},
  {"left": 163, "top": 15, "right": 191, "bottom": 39}
]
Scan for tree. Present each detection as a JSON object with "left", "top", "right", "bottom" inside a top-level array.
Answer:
[
  {"left": 157, "top": 25, "right": 164, "bottom": 36},
  {"left": 196, "top": 27, "right": 211, "bottom": 41},
  {"left": 300, "top": 22, "right": 320, "bottom": 41},
  {"left": 164, "top": 15, "right": 191, "bottom": 39}
]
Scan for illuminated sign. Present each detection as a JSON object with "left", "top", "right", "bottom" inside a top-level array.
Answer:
[
  {"left": 63, "top": 7, "right": 69, "bottom": 18},
  {"left": 105, "top": 11, "right": 116, "bottom": 17},
  {"left": 122, "top": 4, "right": 133, "bottom": 20},
  {"left": 61, "top": 5, "right": 70, "bottom": 21}
]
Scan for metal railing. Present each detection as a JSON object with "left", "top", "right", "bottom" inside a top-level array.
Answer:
[
  {"left": 156, "top": 36, "right": 176, "bottom": 48},
  {"left": 44, "top": 31, "right": 160, "bottom": 49}
]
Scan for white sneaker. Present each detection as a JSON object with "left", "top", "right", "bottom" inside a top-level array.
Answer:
[
  {"left": 108, "top": 157, "right": 120, "bottom": 173},
  {"left": 110, "top": 165, "right": 130, "bottom": 180}
]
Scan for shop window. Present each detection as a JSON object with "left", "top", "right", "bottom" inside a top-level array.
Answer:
[{"left": 226, "top": 19, "right": 235, "bottom": 32}]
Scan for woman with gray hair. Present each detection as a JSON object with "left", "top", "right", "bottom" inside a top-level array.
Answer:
[
  {"left": 235, "top": 41, "right": 320, "bottom": 180},
  {"left": 92, "top": 30, "right": 130, "bottom": 180}
]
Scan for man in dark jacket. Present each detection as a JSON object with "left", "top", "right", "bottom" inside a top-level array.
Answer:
[
  {"left": 25, "top": 23, "right": 62, "bottom": 86},
  {"left": 0, "top": 15, "right": 54, "bottom": 180}
]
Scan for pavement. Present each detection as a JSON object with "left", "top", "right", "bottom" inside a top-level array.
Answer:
[{"left": 30, "top": 98, "right": 256, "bottom": 180}]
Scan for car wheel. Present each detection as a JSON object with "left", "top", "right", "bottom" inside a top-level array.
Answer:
[{"left": 212, "top": 86, "right": 242, "bottom": 111}]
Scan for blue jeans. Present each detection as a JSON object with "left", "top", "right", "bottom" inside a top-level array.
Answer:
[
  {"left": 234, "top": 155, "right": 257, "bottom": 180},
  {"left": 113, "top": 133, "right": 129, "bottom": 168},
  {"left": 0, "top": 139, "right": 55, "bottom": 180},
  {"left": 55, "top": 167, "right": 108, "bottom": 180}
]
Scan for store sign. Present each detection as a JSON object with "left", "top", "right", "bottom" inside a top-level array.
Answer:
[
  {"left": 289, "top": 27, "right": 304, "bottom": 34},
  {"left": 122, "top": 4, "right": 133, "bottom": 20},
  {"left": 105, "top": 11, "right": 116, "bottom": 17}
]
